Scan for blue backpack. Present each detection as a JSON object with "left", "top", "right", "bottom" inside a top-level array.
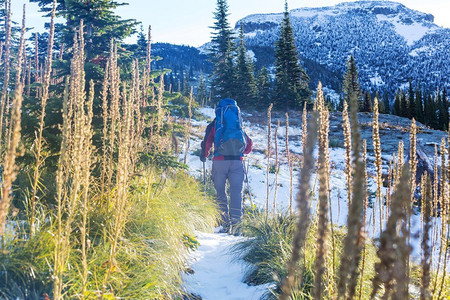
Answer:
[{"left": 214, "top": 99, "right": 247, "bottom": 157}]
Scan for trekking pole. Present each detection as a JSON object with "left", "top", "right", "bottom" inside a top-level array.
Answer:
[
  {"left": 203, "top": 161, "right": 207, "bottom": 201},
  {"left": 243, "top": 158, "right": 254, "bottom": 209}
]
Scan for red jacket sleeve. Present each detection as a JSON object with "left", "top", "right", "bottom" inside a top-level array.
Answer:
[
  {"left": 243, "top": 133, "right": 252, "bottom": 155},
  {"left": 202, "top": 122, "right": 215, "bottom": 158}
]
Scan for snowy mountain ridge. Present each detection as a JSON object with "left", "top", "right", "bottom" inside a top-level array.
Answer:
[{"left": 237, "top": 0, "right": 449, "bottom": 92}]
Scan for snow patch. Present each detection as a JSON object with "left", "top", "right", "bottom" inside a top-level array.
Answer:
[
  {"left": 409, "top": 46, "right": 432, "bottom": 56},
  {"left": 376, "top": 14, "right": 436, "bottom": 45},
  {"left": 370, "top": 73, "right": 385, "bottom": 85}
]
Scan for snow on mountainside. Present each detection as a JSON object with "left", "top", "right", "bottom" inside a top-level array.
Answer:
[{"left": 237, "top": 1, "right": 449, "bottom": 92}]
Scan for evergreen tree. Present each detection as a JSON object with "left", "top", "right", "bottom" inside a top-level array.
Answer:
[
  {"left": 182, "top": 70, "right": 190, "bottom": 96},
  {"left": 415, "top": 85, "right": 424, "bottom": 123},
  {"left": 343, "top": 55, "right": 362, "bottom": 111},
  {"left": 362, "top": 91, "right": 372, "bottom": 112},
  {"left": 408, "top": 80, "right": 416, "bottom": 120},
  {"left": 235, "top": 22, "right": 257, "bottom": 108},
  {"left": 382, "top": 92, "right": 390, "bottom": 114},
  {"left": 437, "top": 91, "right": 447, "bottom": 130},
  {"left": 197, "top": 72, "right": 208, "bottom": 106},
  {"left": 400, "top": 91, "right": 408, "bottom": 118},
  {"left": 135, "top": 27, "right": 148, "bottom": 58},
  {"left": 393, "top": 91, "right": 401, "bottom": 116},
  {"left": 30, "top": 0, "right": 138, "bottom": 61},
  {"left": 209, "top": 0, "right": 236, "bottom": 101},
  {"left": 274, "top": 1, "right": 311, "bottom": 111},
  {"left": 424, "top": 93, "right": 437, "bottom": 128},
  {"left": 442, "top": 88, "right": 449, "bottom": 130},
  {"left": 256, "top": 66, "right": 271, "bottom": 109}
]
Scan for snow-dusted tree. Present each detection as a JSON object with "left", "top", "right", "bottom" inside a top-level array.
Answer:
[
  {"left": 235, "top": 22, "right": 257, "bottom": 108},
  {"left": 209, "top": 0, "right": 236, "bottom": 102},
  {"left": 415, "top": 85, "right": 424, "bottom": 124},
  {"left": 274, "top": 1, "right": 311, "bottom": 111},
  {"left": 362, "top": 91, "right": 372, "bottom": 112},
  {"left": 197, "top": 71, "right": 208, "bottom": 106},
  {"left": 343, "top": 55, "right": 362, "bottom": 111},
  {"left": 408, "top": 80, "right": 416, "bottom": 120},
  {"left": 256, "top": 66, "right": 271, "bottom": 109}
]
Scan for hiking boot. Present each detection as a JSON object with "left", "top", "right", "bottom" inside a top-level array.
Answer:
[{"left": 217, "top": 222, "right": 230, "bottom": 234}]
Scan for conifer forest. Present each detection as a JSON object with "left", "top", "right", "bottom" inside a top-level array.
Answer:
[{"left": 0, "top": 0, "right": 448, "bottom": 299}]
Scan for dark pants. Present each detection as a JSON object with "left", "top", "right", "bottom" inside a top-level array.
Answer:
[{"left": 212, "top": 160, "right": 244, "bottom": 225}]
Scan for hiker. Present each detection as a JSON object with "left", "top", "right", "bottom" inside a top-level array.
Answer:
[{"left": 200, "top": 98, "right": 252, "bottom": 233}]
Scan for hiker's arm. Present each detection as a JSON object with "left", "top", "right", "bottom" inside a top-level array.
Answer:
[
  {"left": 243, "top": 134, "right": 252, "bottom": 155},
  {"left": 201, "top": 122, "right": 215, "bottom": 161}
]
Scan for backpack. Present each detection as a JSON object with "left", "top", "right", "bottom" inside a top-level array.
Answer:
[{"left": 214, "top": 98, "right": 247, "bottom": 157}]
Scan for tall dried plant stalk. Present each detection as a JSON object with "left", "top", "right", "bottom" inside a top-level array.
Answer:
[
  {"left": 0, "top": 4, "right": 25, "bottom": 236},
  {"left": 273, "top": 120, "right": 280, "bottom": 216},
  {"left": 420, "top": 173, "right": 432, "bottom": 300},
  {"left": 265, "top": 103, "right": 273, "bottom": 217},
  {"left": 359, "top": 139, "right": 369, "bottom": 300},
  {"left": 314, "top": 82, "right": 330, "bottom": 299},
  {"left": 279, "top": 112, "right": 318, "bottom": 300},
  {"left": 433, "top": 138, "right": 448, "bottom": 296},
  {"left": 106, "top": 80, "right": 137, "bottom": 285},
  {"left": 106, "top": 43, "right": 120, "bottom": 190},
  {"left": 371, "top": 165, "right": 411, "bottom": 299},
  {"left": 373, "top": 97, "right": 383, "bottom": 233},
  {"left": 0, "top": 0, "right": 12, "bottom": 151},
  {"left": 26, "top": 58, "right": 31, "bottom": 96},
  {"left": 437, "top": 133, "right": 450, "bottom": 298},
  {"left": 431, "top": 145, "right": 439, "bottom": 263},
  {"left": 407, "top": 119, "right": 417, "bottom": 276},
  {"left": 302, "top": 102, "right": 307, "bottom": 156},
  {"left": 286, "top": 112, "right": 294, "bottom": 215},
  {"left": 156, "top": 75, "right": 165, "bottom": 139},
  {"left": 183, "top": 87, "right": 193, "bottom": 164},
  {"left": 34, "top": 32, "right": 39, "bottom": 83},
  {"left": 30, "top": 0, "right": 56, "bottom": 236},
  {"left": 337, "top": 93, "right": 366, "bottom": 299},
  {"left": 342, "top": 100, "right": 352, "bottom": 206},
  {"left": 386, "top": 159, "right": 393, "bottom": 217},
  {"left": 396, "top": 141, "right": 405, "bottom": 186},
  {"left": 53, "top": 22, "right": 92, "bottom": 298},
  {"left": 80, "top": 80, "right": 94, "bottom": 295},
  {"left": 100, "top": 55, "right": 111, "bottom": 198},
  {"left": 147, "top": 25, "right": 152, "bottom": 83}
]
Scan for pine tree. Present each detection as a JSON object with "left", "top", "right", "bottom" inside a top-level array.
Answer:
[
  {"left": 182, "top": 70, "right": 190, "bottom": 96},
  {"left": 256, "top": 66, "right": 271, "bottom": 109},
  {"left": 383, "top": 92, "right": 390, "bottom": 114},
  {"left": 209, "top": 0, "right": 236, "bottom": 101},
  {"left": 197, "top": 71, "right": 208, "bottom": 106},
  {"left": 437, "top": 91, "right": 447, "bottom": 130},
  {"left": 235, "top": 22, "right": 257, "bottom": 108},
  {"left": 393, "top": 91, "right": 401, "bottom": 116},
  {"left": 441, "top": 88, "right": 449, "bottom": 130},
  {"left": 408, "top": 80, "right": 416, "bottom": 120},
  {"left": 362, "top": 91, "right": 372, "bottom": 112},
  {"left": 415, "top": 85, "right": 424, "bottom": 124},
  {"left": 274, "top": 1, "right": 311, "bottom": 111},
  {"left": 343, "top": 56, "right": 362, "bottom": 112},
  {"left": 400, "top": 91, "right": 408, "bottom": 118},
  {"left": 30, "top": 0, "right": 138, "bottom": 61}
]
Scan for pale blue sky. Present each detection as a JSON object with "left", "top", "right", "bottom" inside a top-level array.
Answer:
[{"left": 11, "top": 0, "right": 450, "bottom": 47}]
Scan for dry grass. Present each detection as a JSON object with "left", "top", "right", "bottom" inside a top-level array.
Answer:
[
  {"left": 279, "top": 111, "right": 318, "bottom": 300},
  {"left": 266, "top": 103, "right": 273, "bottom": 217},
  {"left": 0, "top": 3, "right": 26, "bottom": 236},
  {"left": 314, "top": 82, "right": 330, "bottom": 299}
]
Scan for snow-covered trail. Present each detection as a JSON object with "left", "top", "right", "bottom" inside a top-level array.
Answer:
[{"left": 183, "top": 231, "right": 271, "bottom": 300}]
